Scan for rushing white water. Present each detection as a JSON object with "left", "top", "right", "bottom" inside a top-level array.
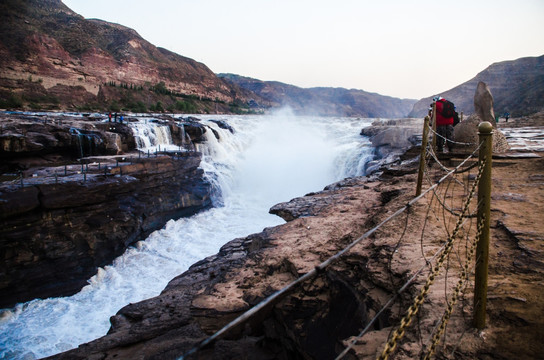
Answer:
[
  {"left": 0, "top": 112, "right": 375, "bottom": 360},
  {"left": 130, "top": 119, "right": 179, "bottom": 152}
]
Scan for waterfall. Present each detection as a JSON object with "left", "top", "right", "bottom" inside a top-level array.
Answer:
[
  {"left": 0, "top": 114, "right": 375, "bottom": 360},
  {"left": 69, "top": 127, "right": 103, "bottom": 158},
  {"left": 130, "top": 120, "right": 177, "bottom": 152}
]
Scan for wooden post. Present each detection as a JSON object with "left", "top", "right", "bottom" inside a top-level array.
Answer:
[
  {"left": 416, "top": 116, "right": 430, "bottom": 196},
  {"left": 431, "top": 102, "right": 437, "bottom": 151},
  {"left": 473, "top": 121, "right": 493, "bottom": 329}
]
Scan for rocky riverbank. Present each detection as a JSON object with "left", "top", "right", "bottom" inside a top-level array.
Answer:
[
  {"left": 0, "top": 112, "right": 219, "bottom": 308},
  {"left": 47, "top": 114, "right": 544, "bottom": 359}
]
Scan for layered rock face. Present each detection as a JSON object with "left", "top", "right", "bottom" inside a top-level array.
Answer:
[
  {"left": 0, "top": 114, "right": 213, "bottom": 308},
  {"left": 0, "top": 0, "right": 263, "bottom": 113},
  {"left": 0, "top": 154, "right": 212, "bottom": 308}
]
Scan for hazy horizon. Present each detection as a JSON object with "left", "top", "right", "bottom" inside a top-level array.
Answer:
[{"left": 63, "top": 0, "right": 544, "bottom": 100}]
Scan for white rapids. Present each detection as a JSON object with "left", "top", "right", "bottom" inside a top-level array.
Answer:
[{"left": 0, "top": 112, "right": 375, "bottom": 359}]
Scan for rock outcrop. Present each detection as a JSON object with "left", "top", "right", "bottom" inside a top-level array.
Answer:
[
  {"left": 359, "top": 118, "right": 422, "bottom": 174},
  {"left": 474, "top": 81, "right": 496, "bottom": 126},
  {"left": 0, "top": 153, "right": 212, "bottom": 308},
  {"left": 0, "top": 113, "right": 215, "bottom": 308},
  {"left": 454, "top": 81, "right": 510, "bottom": 153}
]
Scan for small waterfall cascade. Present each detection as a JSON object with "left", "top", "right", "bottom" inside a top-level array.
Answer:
[
  {"left": 69, "top": 127, "right": 103, "bottom": 158},
  {"left": 129, "top": 120, "right": 177, "bottom": 152},
  {"left": 179, "top": 124, "right": 188, "bottom": 147},
  {"left": 0, "top": 114, "right": 377, "bottom": 360}
]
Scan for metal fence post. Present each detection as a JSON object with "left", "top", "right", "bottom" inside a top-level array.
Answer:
[
  {"left": 416, "top": 116, "right": 430, "bottom": 196},
  {"left": 431, "top": 102, "right": 437, "bottom": 151},
  {"left": 473, "top": 121, "right": 493, "bottom": 329}
]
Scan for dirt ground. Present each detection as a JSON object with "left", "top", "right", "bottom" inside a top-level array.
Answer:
[{"left": 342, "top": 118, "right": 544, "bottom": 359}]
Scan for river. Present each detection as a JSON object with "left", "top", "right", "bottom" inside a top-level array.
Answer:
[{"left": 0, "top": 111, "right": 375, "bottom": 359}]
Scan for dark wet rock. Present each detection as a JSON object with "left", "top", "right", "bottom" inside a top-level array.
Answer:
[
  {"left": 0, "top": 114, "right": 136, "bottom": 173},
  {"left": 0, "top": 153, "right": 212, "bottom": 309},
  {"left": 175, "top": 120, "right": 208, "bottom": 144},
  {"left": 209, "top": 119, "right": 235, "bottom": 133}
]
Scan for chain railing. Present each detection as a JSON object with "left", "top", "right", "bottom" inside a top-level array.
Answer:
[{"left": 178, "top": 120, "right": 494, "bottom": 360}]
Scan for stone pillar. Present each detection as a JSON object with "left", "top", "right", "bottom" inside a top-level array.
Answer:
[{"left": 474, "top": 82, "right": 496, "bottom": 128}]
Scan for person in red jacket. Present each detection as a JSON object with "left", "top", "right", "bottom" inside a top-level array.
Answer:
[{"left": 433, "top": 97, "right": 455, "bottom": 152}]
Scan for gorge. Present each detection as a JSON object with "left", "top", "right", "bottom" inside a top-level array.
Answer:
[{"left": 0, "top": 111, "right": 379, "bottom": 359}]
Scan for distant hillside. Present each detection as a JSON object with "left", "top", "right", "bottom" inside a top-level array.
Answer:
[
  {"left": 409, "top": 55, "right": 544, "bottom": 118},
  {"left": 0, "top": 0, "right": 265, "bottom": 113},
  {"left": 219, "top": 74, "right": 417, "bottom": 118}
]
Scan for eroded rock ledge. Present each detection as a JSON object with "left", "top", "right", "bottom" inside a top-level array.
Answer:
[
  {"left": 0, "top": 154, "right": 212, "bottom": 308},
  {"left": 48, "top": 171, "right": 405, "bottom": 359},
  {"left": 0, "top": 113, "right": 216, "bottom": 308},
  {"left": 50, "top": 139, "right": 544, "bottom": 360}
]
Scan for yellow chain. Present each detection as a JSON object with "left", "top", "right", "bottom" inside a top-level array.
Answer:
[
  {"left": 377, "top": 158, "right": 486, "bottom": 360},
  {"left": 422, "top": 216, "right": 485, "bottom": 360}
]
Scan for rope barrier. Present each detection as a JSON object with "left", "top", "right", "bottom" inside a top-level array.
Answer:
[
  {"left": 179, "top": 148, "right": 486, "bottom": 360},
  {"left": 376, "top": 158, "right": 486, "bottom": 360},
  {"left": 423, "top": 143, "right": 483, "bottom": 220},
  {"left": 427, "top": 181, "right": 480, "bottom": 219},
  {"left": 333, "top": 216, "right": 475, "bottom": 360},
  {"left": 421, "top": 216, "right": 484, "bottom": 360},
  {"left": 427, "top": 141, "right": 481, "bottom": 176},
  {"left": 428, "top": 126, "right": 476, "bottom": 147}
]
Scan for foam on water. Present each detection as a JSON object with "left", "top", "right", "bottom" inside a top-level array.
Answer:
[
  {"left": 0, "top": 113, "right": 375, "bottom": 359},
  {"left": 130, "top": 119, "right": 180, "bottom": 153}
]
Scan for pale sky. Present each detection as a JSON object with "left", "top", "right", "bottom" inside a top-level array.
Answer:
[{"left": 62, "top": 0, "right": 544, "bottom": 100}]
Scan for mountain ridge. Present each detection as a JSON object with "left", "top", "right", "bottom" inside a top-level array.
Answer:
[
  {"left": 0, "top": 0, "right": 256, "bottom": 113},
  {"left": 408, "top": 55, "right": 544, "bottom": 117},
  {"left": 1, "top": 0, "right": 542, "bottom": 118},
  {"left": 0, "top": 0, "right": 414, "bottom": 116},
  {"left": 219, "top": 73, "right": 417, "bottom": 117}
]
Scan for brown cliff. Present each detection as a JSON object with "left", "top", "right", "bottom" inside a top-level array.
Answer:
[
  {"left": 0, "top": 113, "right": 214, "bottom": 308},
  {"left": 0, "top": 0, "right": 267, "bottom": 113}
]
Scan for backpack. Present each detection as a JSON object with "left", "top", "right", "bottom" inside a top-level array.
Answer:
[
  {"left": 453, "top": 111, "right": 460, "bottom": 126},
  {"left": 439, "top": 99, "right": 455, "bottom": 118}
]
